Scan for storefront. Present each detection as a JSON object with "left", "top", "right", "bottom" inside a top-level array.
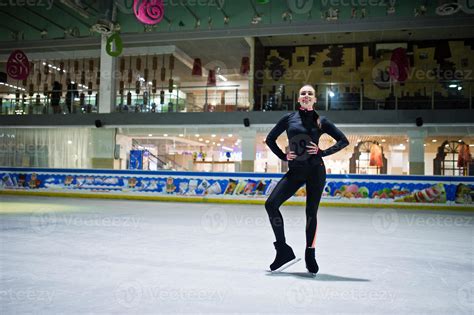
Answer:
[{"left": 1, "top": 127, "right": 471, "bottom": 176}]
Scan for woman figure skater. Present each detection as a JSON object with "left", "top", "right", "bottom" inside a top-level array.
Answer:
[{"left": 265, "top": 84, "right": 349, "bottom": 274}]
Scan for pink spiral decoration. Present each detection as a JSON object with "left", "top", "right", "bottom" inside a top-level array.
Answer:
[
  {"left": 6, "top": 50, "right": 30, "bottom": 81},
  {"left": 133, "top": 0, "right": 164, "bottom": 25}
]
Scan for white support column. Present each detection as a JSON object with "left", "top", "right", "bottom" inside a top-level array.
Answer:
[
  {"left": 407, "top": 129, "right": 427, "bottom": 175},
  {"left": 240, "top": 128, "right": 257, "bottom": 172},
  {"left": 98, "top": 34, "right": 117, "bottom": 113}
]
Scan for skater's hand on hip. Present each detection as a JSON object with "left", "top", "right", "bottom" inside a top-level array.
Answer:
[
  {"left": 306, "top": 141, "right": 319, "bottom": 155},
  {"left": 286, "top": 150, "right": 297, "bottom": 161}
]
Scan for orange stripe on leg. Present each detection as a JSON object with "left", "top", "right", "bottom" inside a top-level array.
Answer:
[{"left": 311, "top": 224, "right": 318, "bottom": 248}]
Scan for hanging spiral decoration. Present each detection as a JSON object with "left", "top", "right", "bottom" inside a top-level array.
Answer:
[{"left": 133, "top": 0, "right": 164, "bottom": 25}]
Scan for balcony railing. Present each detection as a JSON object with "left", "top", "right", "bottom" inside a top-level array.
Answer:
[
  {"left": 258, "top": 81, "right": 473, "bottom": 111},
  {"left": 0, "top": 85, "right": 250, "bottom": 115},
  {"left": 0, "top": 90, "right": 100, "bottom": 115},
  {"left": 1, "top": 81, "right": 472, "bottom": 115}
]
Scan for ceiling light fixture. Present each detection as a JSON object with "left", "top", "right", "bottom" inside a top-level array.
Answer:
[
  {"left": 282, "top": 10, "right": 293, "bottom": 22},
  {"left": 216, "top": 1, "right": 230, "bottom": 25},
  {"left": 183, "top": 4, "right": 200, "bottom": 29},
  {"left": 250, "top": 0, "right": 263, "bottom": 24}
]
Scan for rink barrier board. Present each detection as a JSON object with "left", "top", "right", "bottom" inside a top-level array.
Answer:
[
  {"left": 0, "top": 167, "right": 471, "bottom": 181},
  {"left": 0, "top": 167, "right": 473, "bottom": 211},
  {"left": 1, "top": 190, "right": 473, "bottom": 212}
]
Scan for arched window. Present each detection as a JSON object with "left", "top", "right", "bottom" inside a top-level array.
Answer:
[{"left": 433, "top": 141, "right": 471, "bottom": 176}]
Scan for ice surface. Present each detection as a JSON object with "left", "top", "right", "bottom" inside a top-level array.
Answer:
[{"left": 1, "top": 195, "right": 473, "bottom": 314}]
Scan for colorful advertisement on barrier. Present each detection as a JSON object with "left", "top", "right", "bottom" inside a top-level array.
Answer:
[{"left": 0, "top": 168, "right": 473, "bottom": 208}]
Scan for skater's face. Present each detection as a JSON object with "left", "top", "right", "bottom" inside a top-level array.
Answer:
[{"left": 298, "top": 85, "right": 317, "bottom": 108}]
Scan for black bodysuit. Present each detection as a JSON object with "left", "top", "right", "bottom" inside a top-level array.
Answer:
[{"left": 264, "top": 109, "right": 349, "bottom": 247}]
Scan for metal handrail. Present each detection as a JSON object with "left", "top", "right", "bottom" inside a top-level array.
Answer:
[
  {"left": 131, "top": 139, "right": 185, "bottom": 171},
  {"left": 258, "top": 80, "right": 473, "bottom": 111}
]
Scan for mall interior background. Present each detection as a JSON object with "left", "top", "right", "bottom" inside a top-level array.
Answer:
[{"left": 0, "top": 1, "right": 472, "bottom": 177}]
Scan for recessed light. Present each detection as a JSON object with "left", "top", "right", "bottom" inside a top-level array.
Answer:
[
  {"left": 211, "top": 134, "right": 216, "bottom": 138},
  {"left": 195, "top": 134, "right": 200, "bottom": 137},
  {"left": 432, "top": 139, "right": 437, "bottom": 142},
  {"left": 381, "top": 139, "right": 386, "bottom": 142},
  {"left": 179, "top": 134, "right": 184, "bottom": 137},
  {"left": 199, "top": 138, "right": 203, "bottom": 141},
  {"left": 163, "top": 134, "right": 168, "bottom": 137},
  {"left": 148, "top": 134, "right": 153, "bottom": 137},
  {"left": 228, "top": 134, "right": 233, "bottom": 137},
  {"left": 205, "top": 140, "right": 210, "bottom": 143},
  {"left": 220, "top": 138, "right": 224, "bottom": 142}
]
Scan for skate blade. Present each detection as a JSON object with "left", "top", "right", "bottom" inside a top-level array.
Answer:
[{"left": 271, "top": 258, "right": 301, "bottom": 273}]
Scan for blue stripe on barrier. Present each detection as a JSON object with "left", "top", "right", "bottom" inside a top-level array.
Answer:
[{"left": 0, "top": 167, "right": 473, "bottom": 182}]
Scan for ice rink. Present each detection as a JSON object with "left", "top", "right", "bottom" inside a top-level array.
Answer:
[{"left": 1, "top": 195, "right": 473, "bottom": 314}]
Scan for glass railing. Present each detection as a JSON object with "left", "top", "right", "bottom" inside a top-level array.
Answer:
[
  {"left": 1, "top": 81, "right": 472, "bottom": 115},
  {"left": 114, "top": 85, "right": 250, "bottom": 113},
  {"left": 257, "top": 81, "right": 473, "bottom": 111},
  {"left": 0, "top": 90, "right": 99, "bottom": 115},
  {"left": 0, "top": 85, "right": 250, "bottom": 115}
]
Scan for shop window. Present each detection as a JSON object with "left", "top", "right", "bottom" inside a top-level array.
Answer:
[
  {"left": 349, "top": 141, "right": 387, "bottom": 174},
  {"left": 433, "top": 141, "right": 471, "bottom": 176}
]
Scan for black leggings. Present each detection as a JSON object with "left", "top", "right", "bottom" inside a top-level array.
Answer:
[{"left": 265, "top": 163, "right": 326, "bottom": 248}]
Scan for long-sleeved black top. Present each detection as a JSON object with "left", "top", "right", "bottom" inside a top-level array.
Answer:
[{"left": 265, "top": 109, "right": 349, "bottom": 168}]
